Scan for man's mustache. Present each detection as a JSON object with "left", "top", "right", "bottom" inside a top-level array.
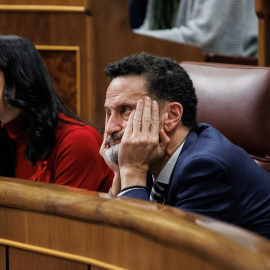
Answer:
[{"left": 106, "top": 132, "right": 123, "bottom": 145}]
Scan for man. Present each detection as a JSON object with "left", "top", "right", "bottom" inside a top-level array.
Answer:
[{"left": 100, "top": 52, "right": 270, "bottom": 239}]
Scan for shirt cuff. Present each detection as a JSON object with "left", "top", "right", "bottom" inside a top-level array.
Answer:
[{"left": 118, "top": 186, "right": 147, "bottom": 196}]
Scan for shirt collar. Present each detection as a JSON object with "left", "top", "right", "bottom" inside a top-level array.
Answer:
[{"left": 153, "top": 140, "right": 185, "bottom": 184}]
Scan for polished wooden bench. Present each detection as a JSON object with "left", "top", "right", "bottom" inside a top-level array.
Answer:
[{"left": 0, "top": 177, "right": 270, "bottom": 270}]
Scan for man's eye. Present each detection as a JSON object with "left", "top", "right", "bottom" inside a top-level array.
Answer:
[
  {"left": 121, "top": 107, "right": 132, "bottom": 119},
  {"left": 121, "top": 107, "right": 131, "bottom": 113},
  {"left": 106, "top": 110, "right": 111, "bottom": 118}
]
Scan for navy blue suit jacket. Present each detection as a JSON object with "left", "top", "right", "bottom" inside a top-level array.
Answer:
[{"left": 121, "top": 124, "right": 270, "bottom": 239}]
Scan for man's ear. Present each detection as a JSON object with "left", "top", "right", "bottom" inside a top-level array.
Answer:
[{"left": 163, "top": 102, "right": 183, "bottom": 132}]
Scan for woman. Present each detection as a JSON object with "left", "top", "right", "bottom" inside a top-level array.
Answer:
[{"left": 0, "top": 35, "right": 113, "bottom": 191}]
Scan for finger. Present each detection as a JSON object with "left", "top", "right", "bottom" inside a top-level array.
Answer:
[
  {"left": 99, "top": 132, "right": 109, "bottom": 155},
  {"left": 102, "top": 114, "right": 109, "bottom": 147},
  {"left": 141, "top": 96, "right": 152, "bottom": 135},
  {"left": 151, "top": 100, "right": 160, "bottom": 136},
  {"left": 132, "top": 99, "right": 144, "bottom": 136},
  {"left": 101, "top": 132, "right": 108, "bottom": 148},
  {"left": 122, "top": 109, "right": 135, "bottom": 140}
]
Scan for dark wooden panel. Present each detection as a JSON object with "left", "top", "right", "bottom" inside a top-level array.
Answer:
[
  {"left": 39, "top": 49, "right": 78, "bottom": 114},
  {"left": 0, "top": 10, "right": 93, "bottom": 123},
  {"left": 255, "top": 0, "right": 270, "bottom": 66},
  {"left": 0, "top": 0, "right": 87, "bottom": 5},
  {"left": 9, "top": 248, "right": 88, "bottom": 270},
  {"left": 0, "top": 245, "right": 6, "bottom": 270}
]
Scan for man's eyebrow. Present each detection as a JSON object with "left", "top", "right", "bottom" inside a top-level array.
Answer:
[{"left": 104, "top": 103, "right": 135, "bottom": 110}]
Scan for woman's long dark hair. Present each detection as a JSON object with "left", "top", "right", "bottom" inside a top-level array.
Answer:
[{"left": 0, "top": 35, "right": 88, "bottom": 172}]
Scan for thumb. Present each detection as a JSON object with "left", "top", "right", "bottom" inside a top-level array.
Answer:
[{"left": 100, "top": 132, "right": 109, "bottom": 155}]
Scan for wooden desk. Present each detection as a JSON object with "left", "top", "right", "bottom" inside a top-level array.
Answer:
[{"left": 0, "top": 177, "right": 270, "bottom": 270}]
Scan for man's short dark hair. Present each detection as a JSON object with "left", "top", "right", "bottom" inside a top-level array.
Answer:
[{"left": 105, "top": 52, "right": 197, "bottom": 130}]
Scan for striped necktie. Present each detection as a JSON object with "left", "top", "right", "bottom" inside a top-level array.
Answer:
[{"left": 150, "top": 181, "right": 168, "bottom": 204}]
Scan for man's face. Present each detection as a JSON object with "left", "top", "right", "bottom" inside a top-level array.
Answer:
[{"left": 104, "top": 75, "right": 147, "bottom": 164}]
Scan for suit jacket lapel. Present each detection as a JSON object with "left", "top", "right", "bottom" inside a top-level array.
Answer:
[
  {"left": 179, "top": 130, "right": 198, "bottom": 155},
  {"left": 164, "top": 130, "right": 199, "bottom": 203},
  {"left": 147, "top": 128, "right": 200, "bottom": 201}
]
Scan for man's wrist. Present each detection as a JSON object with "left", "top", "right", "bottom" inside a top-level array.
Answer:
[
  {"left": 120, "top": 167, "right": 147, "bottom": 189},
  {"left": 111, "top": 172, "right": 121, "bottom": 195}
]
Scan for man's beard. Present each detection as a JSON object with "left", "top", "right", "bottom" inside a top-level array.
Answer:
[
  {"left": 105, "top": 143, "right": 120, "bottom": 164},
  {"left": 105, "top": 132, "right": 122, "bottom": 164}
]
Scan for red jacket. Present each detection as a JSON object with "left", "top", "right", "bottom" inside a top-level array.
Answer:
[{"left": 2, "top": 113, "right": 113, "bottom": 192}]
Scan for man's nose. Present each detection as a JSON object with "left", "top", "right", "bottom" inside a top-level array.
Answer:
[{"left": 105, "top": 113, "right": 123, "bottom": 135}]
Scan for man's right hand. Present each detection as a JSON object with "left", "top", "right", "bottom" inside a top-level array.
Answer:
[{"left": 118, "top": 97, "right": 170, "bottom": 189}]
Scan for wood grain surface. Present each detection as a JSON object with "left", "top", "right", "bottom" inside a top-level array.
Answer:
[{"left": 0, "top": 177, "right": 270, "bottom": 270}]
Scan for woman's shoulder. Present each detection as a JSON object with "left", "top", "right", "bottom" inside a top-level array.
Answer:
[{"left": 56, "top": 113, "right": 102, "bottom": 145}]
